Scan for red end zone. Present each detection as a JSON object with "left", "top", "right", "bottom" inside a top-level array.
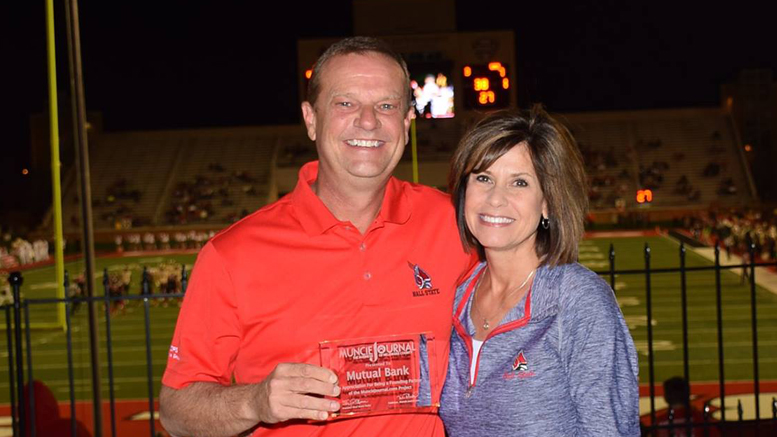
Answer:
[
  {"left": 585, "top": 229, "right": 662, "bottom": 239},
  {"left": 1, "top": 382, "right": 775, "bottom": 435},
  {"left": 0, "top": 400, "right": 167, "bottom": 437}
]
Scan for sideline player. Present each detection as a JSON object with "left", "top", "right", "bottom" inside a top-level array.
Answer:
[{"left": 159, "top": 37, "right": 471, "bottom": 437}]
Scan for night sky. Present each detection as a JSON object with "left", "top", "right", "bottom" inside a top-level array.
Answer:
[{"left": 1, "top": 1, "right": 775, "bottom": 215}]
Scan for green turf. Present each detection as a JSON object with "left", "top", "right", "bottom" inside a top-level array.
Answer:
[
  {"left": 1, "top": 255, "right": 193, "bottom": 402},
  {"left": 582, "top": 236, "right": 777, "bottom": 385},
  {"left": 1, "top": 235, "right": 776, "bottom": 403}
]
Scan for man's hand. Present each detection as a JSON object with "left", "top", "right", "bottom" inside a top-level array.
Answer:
[
  {"left": 159, "top": 363, "right": 341, "bottom": 436},
  {"left": 253, "top": 363, "right": 341, "bottom": 423}
]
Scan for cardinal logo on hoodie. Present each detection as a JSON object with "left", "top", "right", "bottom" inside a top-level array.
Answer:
[{"left": 512, "top": 350, "right": 528, "bottom": 372}]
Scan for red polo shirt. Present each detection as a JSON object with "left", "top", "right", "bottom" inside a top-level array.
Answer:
[{"left": 162, "top": 161, "right": 472, "bottom": 436}]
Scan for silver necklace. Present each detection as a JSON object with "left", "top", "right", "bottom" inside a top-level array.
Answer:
[{"left": 472, "top": 268, "right": 535, "bottom": 330}]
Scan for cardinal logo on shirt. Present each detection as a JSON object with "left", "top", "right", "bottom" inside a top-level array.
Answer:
[
  {"left": 512, "top": 350, "right": 528, "bottom": 372},
  {"left": 408, "top": 262, "right": 433, "bottom": 289}
]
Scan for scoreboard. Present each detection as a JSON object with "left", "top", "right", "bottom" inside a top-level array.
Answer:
[
  {"left": 462, "top": 62, "right": 510, "bottom": 110},
  {"left": 298, "top": 31, "right": 517, "bottom": 118}
]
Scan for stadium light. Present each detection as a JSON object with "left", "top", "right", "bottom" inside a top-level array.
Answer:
[
  {"left": 305, "top": 69, "right": 313, "bottom": 79},
  {"left": 744, "top": 144, "right": 752, "bottom": 152},
  {"left": 22, "top": 168, "right": 29, "bottom": 175}
]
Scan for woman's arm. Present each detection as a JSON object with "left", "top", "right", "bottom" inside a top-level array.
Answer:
[{"left": 560, "top": 273, "right": 641, "bottom": 436}]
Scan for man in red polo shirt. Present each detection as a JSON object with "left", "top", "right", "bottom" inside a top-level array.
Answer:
[{"left": 159, "top": 37, "right": 471, "bottom": 437}]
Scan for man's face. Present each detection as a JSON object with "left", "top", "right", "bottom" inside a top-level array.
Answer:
[{"left": 301, "top": 53, "right": 414, "bottom": 187}]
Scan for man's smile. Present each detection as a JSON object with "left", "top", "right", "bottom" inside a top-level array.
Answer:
[{"left": 345, "top": 139, "right": 384, "bottom": 148}]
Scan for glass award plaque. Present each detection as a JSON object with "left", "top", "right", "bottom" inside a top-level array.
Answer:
[{"left": 319, "top": 332, "right": 438, "bottom": 420}]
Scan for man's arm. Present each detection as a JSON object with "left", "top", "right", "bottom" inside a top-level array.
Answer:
[{"left": 160, "top": 363, "right": 341, "bottom": 437}]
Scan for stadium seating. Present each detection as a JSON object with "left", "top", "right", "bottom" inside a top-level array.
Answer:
[
  {"left": 562, "top": 108, "right": 754, "bottom": 209},
  {"left": 61, "top": 126, "right": 299, "bottom": 231},
  {"left": 62, "top": 131, "right": 180, "bottom": 230},
  {"left": 162, "top": 131, "right": 276, "bottom": 224},
  {"left": 58, "top": 108, "right": 755, "bottom": 231}
]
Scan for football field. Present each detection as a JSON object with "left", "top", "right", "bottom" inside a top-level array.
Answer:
[{"left": 2, "top": 234, "right": 777, "bottom": 405}]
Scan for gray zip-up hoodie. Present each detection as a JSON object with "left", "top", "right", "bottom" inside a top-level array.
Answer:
[{"left": 440, "top": 262, "right": 640, "bottom": 436}]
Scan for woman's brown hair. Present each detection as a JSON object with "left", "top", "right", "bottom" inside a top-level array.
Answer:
[{"left": 449, "top": 105, "right": 589, "bottom": 266}]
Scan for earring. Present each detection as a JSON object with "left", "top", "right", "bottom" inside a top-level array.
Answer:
[{"left": 540, "top": 216, "right": 550, "bottom": 230}]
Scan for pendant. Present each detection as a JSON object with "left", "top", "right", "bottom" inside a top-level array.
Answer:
[{"left": 483, "top": 319, "right": 490, "bottom": 330}]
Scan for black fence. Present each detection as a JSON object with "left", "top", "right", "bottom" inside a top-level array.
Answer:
[
  {"left": 3, "top": 266, "right": 187, "bottom": 437},
  {"left": 600, "top": 241, "right": 777, "bottom": 436},
  {"left": 2, "top": 240, "right": 777, "bottom": 436}
]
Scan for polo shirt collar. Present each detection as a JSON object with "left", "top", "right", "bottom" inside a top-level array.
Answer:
[{"left": 291, "top": 161, "right": 412, "bottom": 236}]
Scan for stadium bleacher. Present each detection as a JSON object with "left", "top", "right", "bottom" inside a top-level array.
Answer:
[
  {"left": 562, "top": 107, "right": 755, "bottom": 209},
  {"left": 61, "top": 126, "right": 304, "bottom": 231},
  {"left": 58, "top": 107, "right": 756, "bottom": 232}
]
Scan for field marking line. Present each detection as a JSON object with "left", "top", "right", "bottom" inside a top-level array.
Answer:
[
  {"left": 621, "top": 313, "right": 777, "bottom": 323},
  {"left": 0, "top": 359, "right": 168, "bottom": 371},
  {"left": 628, "top": 303, "right": 777, "bottom": 312},
  {"left": 0, "top": 344, "right": 170, "bottom": 358},
  {"left": 686, "top": 247, "right": 777, "bottom": 296},
  {"left": 630, "top": 326, "right": 777, "bottom": 335},
  {"left": 644, "top": 356, "right": 777, "bottom": 366},
  {"left": 641, "top": 339, "right": 777, "bottom": 349},
  {"left": 639, "top": 379, "right": 777, "bottom": 387}
]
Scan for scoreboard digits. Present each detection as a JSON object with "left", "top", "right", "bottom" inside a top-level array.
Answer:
[{"left": 463, "top": 62, "right": 510, "bottom": 109}]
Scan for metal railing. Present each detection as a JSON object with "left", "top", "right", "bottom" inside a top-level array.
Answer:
[
  {"left": 4, "top": 266, "right": 187, "bottom": 437},
  {"left": 3, "top": 240, "right": 777, "bottom": 436},
  {"left": 602, "top": 239, "right": 777, "bottom": 436}
]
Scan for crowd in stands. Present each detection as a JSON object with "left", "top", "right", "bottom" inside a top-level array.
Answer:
[
  {"left": 279, "top": 142, "right": 315, "bottom": 166},
  {"left": 165, "top": 163, "right": 259, "bottom": 225},
  {"left": 673, "top": 175, "right": 701, "bottom": 201},
  {"left": 578, "top": 134, "right": 704, "bottom": 208},
  {"left": 702, "top": 161, "right": 723, "bottom": 178},
  {"left": 106, "top": 178, "right": 142, "bottom": 203},
  {"left": 717, "top": 177, "right": 737, "bottom": 195},
  {"left": 708, "top": 130, "right": 727, "bottom": 154},
  {"left": 87, "top": 178, "right": 148, "bottom": 229},
  {"left": 685, "top": 208, "right": 777, "bottom": 262},
  {"left": 588, "top": 174, "right": 632, "bottom": 208},
  {"left": 579, "top": 142, "right": 619, "bottom": 174},
  {"left": 700, "top": 150, "right": 735, "bottom": 198},
  {"left": 578, "top": 142, "right": 629, "bottom": 208},
  {"left": 636, "top": 138, "right": 663, "bottom": 150},
  {"left": 639, "top": 161, "right": 670, "bottom": 191},
  {"left": 579, "top": 128, "right": 740, "bottom": 208}
]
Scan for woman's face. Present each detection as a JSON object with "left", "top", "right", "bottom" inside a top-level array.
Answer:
[{"left": 464, "top": 143, "right": 547, "bottom": 257}]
